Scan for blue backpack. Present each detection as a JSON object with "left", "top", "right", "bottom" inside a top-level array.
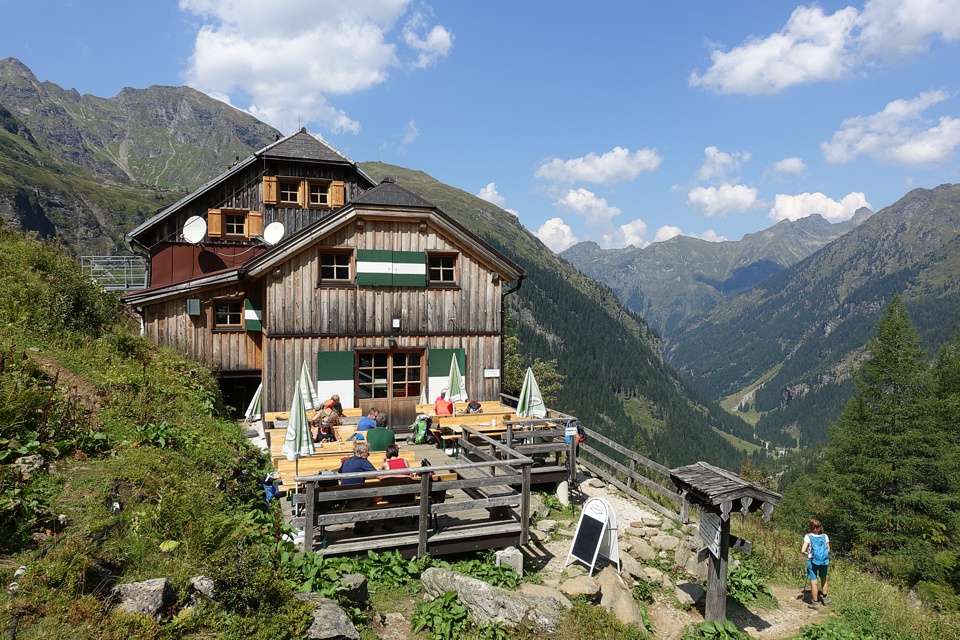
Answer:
[{"left": 810, "top": 534, "right": 830, "bottom": 565}]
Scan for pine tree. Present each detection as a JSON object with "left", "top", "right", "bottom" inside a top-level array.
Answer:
[{"left": 817, "top": 296, "right": 960, "bottom": 585}]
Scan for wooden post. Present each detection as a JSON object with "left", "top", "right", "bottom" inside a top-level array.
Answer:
[
  {"left": 520, "top": 464, "right": 531, "bottom": 545},
  {"left": 628, "top": 459, "right": 635, "bottom": 491},
  {"left": 418, "top": 473, "right": 430, "bottom": 556},
  {"left": 704, "top": 514, "right": 731, "bottom": 622},
  {"left": 302, "top": 481, "right": 315, "bottom": 553}
]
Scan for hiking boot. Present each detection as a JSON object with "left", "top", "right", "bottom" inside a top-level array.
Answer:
[
  {"left": 808, "top": 601, "right": 820, "bottom": 610},
  {"left": 820, "top": 595, "right": 832, "bottom": 605}
]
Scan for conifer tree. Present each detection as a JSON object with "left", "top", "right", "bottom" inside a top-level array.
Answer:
[{"left": 817, "top": 296, "right": 960, "bottom": 586}]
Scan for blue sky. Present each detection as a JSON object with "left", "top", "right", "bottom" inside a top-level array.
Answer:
[{"left": 5, "top": 1, "right": 960, "bottom": 252}]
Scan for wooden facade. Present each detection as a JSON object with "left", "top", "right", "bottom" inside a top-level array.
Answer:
[{"left": 123, "top": 129, "right": 525, "bottom": 425}]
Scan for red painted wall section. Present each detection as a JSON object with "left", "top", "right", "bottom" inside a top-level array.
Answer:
[{"left": 149, "top": 242, "right": 267, "bottom": 287}]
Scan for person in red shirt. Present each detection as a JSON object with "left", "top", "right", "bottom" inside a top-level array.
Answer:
[{"left": 434, "top": 389, "right": 453, "bottom": 415}]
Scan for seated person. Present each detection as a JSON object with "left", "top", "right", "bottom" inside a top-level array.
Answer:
[
  {"left": 328, "top": 394, "right": 343, "bottom": 416},
  {"left": 380, "top": 443, "right": 414, "bottom": 503},
  {"left": 338, "top": 442, "right": 377, "bottom": 522},
  {"left": 357, "top": 407, "right": 379, "bottom": 432},
  {"left": 466, "top": 399, "right": 483, "bottom": 414},
  {"left": 375, "top": 411, "right": 388, "bottom": 428},
  {"left": 314, "top": 420, "right": 338, "bottom": 443},
  {"left": 434, "top": 389, "right": 453, "bottom": 416}
]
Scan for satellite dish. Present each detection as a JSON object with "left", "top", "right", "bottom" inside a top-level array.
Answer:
[
  {"left": 262, "top": 221, "right": 285, "bottom": 246},
  {"left": 183, "top": 216, "right": 207, "bottom": 244}
]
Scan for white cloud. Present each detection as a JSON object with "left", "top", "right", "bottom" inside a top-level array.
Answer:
[
  {"left": 769, "top": 191, "right": 872, "bottom": 223},
  {"left": 769, "top": 157, "right": 807, "bottom": 178},
  {"left": 402, "top": 119, "right": 420, "bottom": 144},
  {"left": 697, "top": 146, "right": 752, "bottom": 182},
  {"left": 687, "top": 183, "right": 760, "bottom": 217},
  {"left": 821, "top": 90, "right": 960, "bottom": 166},
  {"left": 612, "top": 219, "right": 649, "bottom": 249},
  {"left": 534, "top": 146, "right": 663, "bottom": 186},
  {"left": 690, "top": 1, "right": 960, "bottom": 95},
  {"left": 536, "top": 217, "right": 579, "bottom": 252},
  {"left": 690, "top": 5, "right": 859, "bottom": 95},
  {"left": 554, "top": 188, "right": 621, "bottom": 223},
  {"left": 179, "top": 0, "right": 451, "bottom": 133},
  {"left": 654, "top": 226, "right": 683, "bottom": 243},
  {"left": 476, "top": 182, "right": 519, "bottom": 216}
]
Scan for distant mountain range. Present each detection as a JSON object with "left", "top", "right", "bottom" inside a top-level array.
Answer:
[
  {"left": 0, "top": 58, "right": 753, "bottom": 469},
  {"left": 561, "top": 208, "right": 873, "bottom": 340}
]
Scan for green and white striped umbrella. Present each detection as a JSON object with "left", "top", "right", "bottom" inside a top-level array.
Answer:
[
  {"left": 517, "top": 367, "right": 546, "bottom": 418},
  {"left": 299, "top": 360, "right": 319, "bottom": 411},
  {"left": 244, "top": 382, "right": 262, "bottom": 422},
  {"left": 447, "top": 356, "right": 465, "bottom": 403},
  {"left": 282, "top": 381, "right": 315, "bottom": 476}
]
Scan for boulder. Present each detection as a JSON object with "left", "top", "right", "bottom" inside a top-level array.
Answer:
[
  {"left": 619, "top": 552, "right": 644, "bottom": 582},
  {"left": 336, "top": 573, "right": 368, "bottom": 605},
  {"left": 519, "top": 583, "right": 571, "bottom": 608},
  {"left": 189, "top": 575, "right": 215, "bottom": 601},
  {"left": 595, "top": 565, "right": 646, "bottom": 629},
  {"left": 642, "top": 515, "right": 663, "bottom": 528},
  {"left": 529, "top": 494, "right": 550, "bottom": 519},
  {"left": 421, "top": 568, "right": 568, "bottom": 632},
  {"left": 631, "top": 537, "right": 657, "bottom": 562},
  {"left": 293, "top": 592, "right": 360, "bottom": 640},
  {"left": 649, "top": 534, "right": 680, "bottom": 551},
  {"left": 495, "top": 547, "right": 524, "bottom": 577},
  {"left": 675, "top": 581, "right": 706, "bottom": 608},
  {"left": 536, "top": 519, "right": 559, "bottom": 534},
  {"left": 111, "top": 578, "right": 177, "bottom": 619},
  {"left": 559, "top": 575, "right": 600, "bottom": 599},
  {"left": 642, "top": 566, "right": 666, "bottom": 586}
]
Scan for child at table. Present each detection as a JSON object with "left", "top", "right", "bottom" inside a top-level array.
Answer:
[{"left": 381, "top": 444, "right": 414, "bottom": 504}]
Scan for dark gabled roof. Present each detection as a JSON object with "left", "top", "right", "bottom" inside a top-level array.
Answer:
[
  {"left": 261, "top": 128, "right": 354, "bottom": 164},
  {"left": 352, "top": 178, "right": 435, "bottom": 208}
]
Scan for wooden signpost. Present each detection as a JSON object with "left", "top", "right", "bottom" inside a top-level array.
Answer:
[
  {"left": 670, "top": 462, "right": 781, "bottom": 624},
  {"left": 566, "top": 497, "right": 620, "bottom": 576}
]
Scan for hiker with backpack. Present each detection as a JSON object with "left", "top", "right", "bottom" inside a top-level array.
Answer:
[{"left": 800, "top": 518, "right": 832, "bottom": 609}]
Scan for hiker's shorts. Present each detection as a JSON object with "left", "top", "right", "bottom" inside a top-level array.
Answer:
[{"left": 807, "top": 560, "right": 828, "bottom": 581}]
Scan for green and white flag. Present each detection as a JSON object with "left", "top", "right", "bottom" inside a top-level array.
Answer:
[
  {"left": 356, "top": 250, "right": 426, "bottom": 286},
  {"left": 244, "top": 299, "right": 262, "bottom": 331}
]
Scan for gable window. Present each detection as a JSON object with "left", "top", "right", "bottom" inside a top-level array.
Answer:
[
  {"left": 278, "top": 179, "right": 300, "bottom": 205},
  {"left": 320, "top": 251, "right": 352, "bottom": 284},
  {"left": 308, "top": 180, "right": 330, "bottom": 207},
  {"left": 263, "top": 175, "right": 346, "bottom": 209},
  {"left": 206, "top": 209, "right": 262, "bottom": 240},
  {"left": 215, "top": 300, "right": 243, "bottom": 328},
  {"left": 428, "top": 253, "right": 457, "bottom": 285}
]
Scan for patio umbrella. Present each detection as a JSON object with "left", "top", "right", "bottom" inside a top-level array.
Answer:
[
  {"left": 298, "top": 360, "right": 320, "bottom": 411},
  {"left": 516, "top": 367, "right": 546, "bottom": 418},
  {"left": 419, "top": 385, "right": 428, "bottom": 406},
  {"left": 243, "top": 382, "right": 262, "bottom": 422},
  {"left": 447, "top": 356, "right": 465, "bottom": 403},
  {"left": 281, "top": 380, "right": 315, "bottom": 477}
]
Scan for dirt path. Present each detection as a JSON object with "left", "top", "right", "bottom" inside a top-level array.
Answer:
[{"left": 25, "top": 347, "right": 102, "bottom": 415}]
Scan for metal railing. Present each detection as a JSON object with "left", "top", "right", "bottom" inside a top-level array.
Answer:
[{"left": 81, "top": 255, "right": 147, "bottom": 291}]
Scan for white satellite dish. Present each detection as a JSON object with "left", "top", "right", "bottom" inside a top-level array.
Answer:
[
  {"left": 262, "top": 221, "right": 285, "bottom": 246},
  {"left": 182, "top": 216, "right": 207, "bottom": 244}
]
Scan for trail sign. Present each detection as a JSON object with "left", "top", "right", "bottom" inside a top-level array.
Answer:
[{"left": 699, "top": 512, "right": 722, "bottom": 558}]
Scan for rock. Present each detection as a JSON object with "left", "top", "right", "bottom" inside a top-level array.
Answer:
[
  {"left": 374, "top": 612, "right": 408, "bottom": 640},
  {"left": 559, "top": 575, "right": 600, "bottom": 599},
  {"left": 649, "top": 534, "right": 680, "bottom": 551},
  {"left": 189, "top": 575, "right": 215, "bottom": 601},
  {"left": 293, "top": 592, "right": 360, "bottom": 640},
  {"left": 619, "top": 538, "right": 633, "bottom": 553},
  {"left": 565, "top": 563, "right": 587, "bottom": 578},
  {"left": 642, "top": 515, "right": 663, "bottom": 528},
  {"left": 421, "top": 567, "right": 568, "bottom": 632},
  {"left": 536, "top": 519, "right": 559, "bottom": 534},
  {"left": 529, "top": 494, "right": 550, "bottom": 519},
  {"left": 595, "top": 565, "right": 646, "bottom": 629},
  {"left": 631, "top": 537, "right": 657, "bottom": 562},
  {"left": 556, "top": 481, "right": 569, "bottom": 507},
  {"left": 336, "top": 573, "right": 368, "bottom": 605},
  {"left": 520, "top": 583, "right": 571, "bottom": 608},
  {"left": 111, "top": 578, "right": 177, "bottom": 619},
  {"left": 675, "top": 581, "right": 705, "bottom": 608},
  {"left": 12, "top": 454, "right": 45, "bottom": 475},
  {"left": 619, "top": 553, "right": 644, "bottom": 581},
  {"left": 495, "top": 547, "right": 524, "bottom": 577},
  {"left": 642, "top": 566, "right": 666, "bottom": 587}
]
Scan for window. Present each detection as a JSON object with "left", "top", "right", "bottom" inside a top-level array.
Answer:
[
  {"left": 358, "top": 352, "right": 389, "bottom": 400},
  {"left": 215, "top": 301, "right": 243, "bottom": 328},
  {"left": 428, "top": 254, "right": 457, "bottom": 284},
  {"left": 357, "top": 351, "right": 423, "bottom": 400},
  {"left": 391, "top": 352, "right": 422, "bottom": 398},
  {"left": 278, "top": 179, "right": 300, "bottom": 205},
  {"left": 224, "top": 213, "right": 246, "bottom": 236},
  {"left": 320, "top": 251, "right": 352, "bottom": 283},
  {"left": 308, "top": 181, "right": 330, "bottom": 207},
  {"left": 262, "top": 176, "right": 346, "bottom": 208}
]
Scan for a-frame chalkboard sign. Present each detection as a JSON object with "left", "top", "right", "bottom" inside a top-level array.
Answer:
[{"left": 566, "top": 497, "right": 620, "bottom": 576}]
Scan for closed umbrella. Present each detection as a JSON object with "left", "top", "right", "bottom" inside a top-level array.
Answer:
[
  {"left": 281, "top": 381, "right": 315, "bottom": 477},
  {"left": 299, "top": 360, "right": 320, "bottom": 411},
  {"left": 447, "top": 356, "right": 465, "bottom": 403},
  {"left": 516, "top": 367, "right": 546, "bottom": 418},
  {"left": 244, "top": 382, "right": 262, "bottom": 422},
  {"left": 419, "top": 385, "right": 428, "bottom": 406}
]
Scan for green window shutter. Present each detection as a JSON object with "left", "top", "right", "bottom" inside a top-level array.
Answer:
[
  {"left": 244, "top": 299, "right": 262, "bottom": 331},
  {"left": 356, "top": 250, "right": 425, "bottom": 286},
  {"left": 318, "top": 351, "right": 354, "bottom": 381},
  {"left": 428, "top": 348, "right": 465, "bottom": 376}
]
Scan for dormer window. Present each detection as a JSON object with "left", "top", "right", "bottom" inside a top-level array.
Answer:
[
  {"left": 206, "top": 209, "right": 262, "bottom": 240},
  {"left": 263, "top": 176, "right": 345, "bottom": 209},
  {"left": 224, "top": 213, "right": 246, "bottom": 236}
]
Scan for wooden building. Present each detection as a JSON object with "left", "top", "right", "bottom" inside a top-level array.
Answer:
[{"left": 122, "top": 129, "right": 525, "bottom": 425}]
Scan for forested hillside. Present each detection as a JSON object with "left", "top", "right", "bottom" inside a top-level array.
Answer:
[{"left": 668, "top": 184, "right": 960, "bottom": 448}]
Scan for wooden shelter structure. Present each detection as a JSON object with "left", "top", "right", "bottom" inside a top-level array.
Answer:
[{"left": 670, "top": 462, "right": 781, "bottom": 623}]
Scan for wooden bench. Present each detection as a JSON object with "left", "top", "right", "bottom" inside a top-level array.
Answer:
[
  {"left": 275, "top": 450, "right": 418, "bottom": 491},
  {"left": 415, "top": 400, "right": 507, "bottom": 416},
  {"left": 266, "top": 426, "right": 358, "bottom": 462},
  {"left": 264, "top": 407, "right": 363, "bottom": 424},
  {"left": 431, "top": 412, "right": 513, "bottom": 428}
]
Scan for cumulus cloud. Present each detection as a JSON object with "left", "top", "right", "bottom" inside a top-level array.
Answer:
[
  {"left": 179, "top": 0, "right": 451, "bottom": 133},
  {"left": 476, "top": 182, "right": 519, "bottom": 215},
  {"left": 534, "top": 146, "right": 663, "bottom": 186},
  {"left": 687, "top": 183, "right": 761, "bottom": 217},
  {"left": 769, "top": 157, "right": 807, "bottom": 178},
  {"left": 690, "top": 1, "right": 960, "bottom": 95},
  {"left": 697, "top": 146, "right": 752, "bottom": 182},
  {"left": 769, "top": 191, "right": 872, "bottom": 223},
  {"left": 821, "top": 89, "right": 960, "bottom": 166},
  {"left": 654, "top": 226, "right": 683, "bottom": 243},
  {"left": 536, "top": 217, "right": 579, "bottom": 252},
  {"left": 605, "top": 219, "right": 649, "bottom": 249},
  {"left": 554, "top": 188, "right": 621, "bottom": 223}
]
